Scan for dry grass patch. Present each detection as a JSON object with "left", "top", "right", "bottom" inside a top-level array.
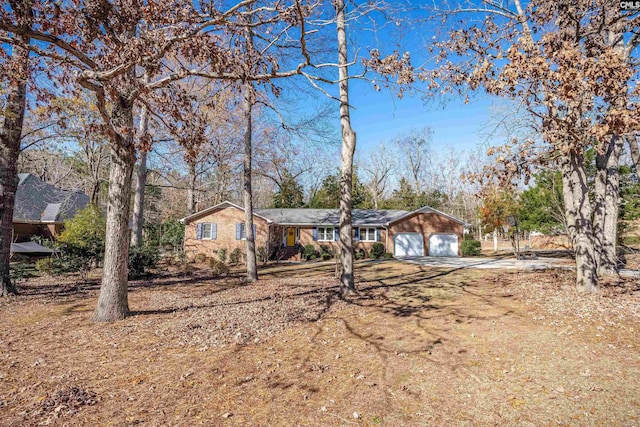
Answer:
[{"left": 1, "top": 261, "right": 639, "bottom": 426}]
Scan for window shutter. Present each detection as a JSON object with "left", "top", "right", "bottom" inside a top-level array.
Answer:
[
  {"left": 253, "top": 224, "right": 257, "bottom": 239},
  {"left": 196, "top": 223, "right": 203, "bottom": 240},
  {"left": 334, "top": 227, "right": 339, "bottom": 241},
  {"left": 354, "top": 227, "right": 360, "bottom": 241},
  {"left": 236, "top": 223, "right": 242, "bottom": 240},
  {"left": 211, "top": 224, "right": 217, "bottom": 240},
  {"left": 312, "top": 227, "right": 318, "bottom": 241},
  {"left": 376, "top": 229, "right": 381, "bottom": 242}
]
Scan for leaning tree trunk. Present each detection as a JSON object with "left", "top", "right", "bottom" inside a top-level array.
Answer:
[
  {"left": 594, "top": 135, "right": 623, "bottom": 275},
  {"left": 93, "top": 99, "right": 136, "bottom": 321},
  {"left": 242, "top": 81, "right": 258, "bottom": 282},
  {"left": 0, "top": 35, "right": 30, "bottom": 297},
  {"left": 130, "top": 99, "right": 149, "bottom": 247},
  {"left": 336, "top": 0, "right": 356, "bottom": 295},
  {"left": 560, "top": 150, "right": 598, "bottom": 291}
]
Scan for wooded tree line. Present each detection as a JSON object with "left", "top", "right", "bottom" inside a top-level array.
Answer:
[
  {"left": 1, "top": 1, "right": 638, "bottom": 319},
  {"left": 16, "top": 124, "right": 483, "bottom": 224},
  {"left": 0, "top": 0, "right": 416, "bottom": 315}
]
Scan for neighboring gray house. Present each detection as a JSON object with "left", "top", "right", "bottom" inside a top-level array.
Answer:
[{"left": 11, "top": 173, "right": 90, "bottom": 243}]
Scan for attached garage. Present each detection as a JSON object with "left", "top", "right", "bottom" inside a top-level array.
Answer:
[
  {"left": 393, "top": 233, "right": 424, "bottom": 257},
  {"left": 387, "top": 207, "right": 466, "bottom": 258},
  {"left": 428, "top": 233, "right": 459, "bottom": 257}
]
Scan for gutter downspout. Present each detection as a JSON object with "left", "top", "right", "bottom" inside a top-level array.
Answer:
[
  {"left": 384, "top": 223, "right": 389, "bottom": 254},
  {"left": 266, "top": 221, "right": 271, "bottom": 262},
  {"left": 182, "top": 219, "right": 187, "bottom": 256}
]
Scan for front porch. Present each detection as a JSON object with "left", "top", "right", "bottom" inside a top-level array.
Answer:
[{"left": 269, "top": 225, "right": 301, "bottom": 261}]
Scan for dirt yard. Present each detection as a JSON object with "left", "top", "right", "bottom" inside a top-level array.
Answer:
[{"left": 1, "top": 261, "right": 639, "bottom": 426}]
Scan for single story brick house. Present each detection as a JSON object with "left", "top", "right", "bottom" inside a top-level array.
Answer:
[{"left": 181, "top": 201, "right": 468, "bottom": 259}]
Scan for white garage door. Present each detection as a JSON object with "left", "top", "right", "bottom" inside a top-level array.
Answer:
[
  {"left": 394, "top": 233, "right": 424, "bottom": 257},
  {"left": 428, "top": 234, "right": 459, "bottom": 257}
]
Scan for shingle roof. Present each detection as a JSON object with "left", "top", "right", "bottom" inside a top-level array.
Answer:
[
  {"left": 13, "top": 173, "right": 90, "bottom": 223},
  {"left": 181, "top": 201, "right": 469, "bottom": 227},
  {"left": 254, "top": 208, "right": 408, "bottom": 226}
]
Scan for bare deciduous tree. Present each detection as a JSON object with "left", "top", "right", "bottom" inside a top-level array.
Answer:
[
  {"left": 1, "top": 0, "right": 315, "bottom": 320},
  {"left": 358, "top": 143, "right": 394, "bottom": 210},
  {"left": 425, "top": 0, "right": 639, "bottom": 291}
]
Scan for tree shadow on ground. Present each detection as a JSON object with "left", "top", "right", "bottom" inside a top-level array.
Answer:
[
  {"left": 13, "top": 262, "right": 518, "bottom": 341},
  {"left": 13, "top": 269, "right": 247, "bottom": 300}
]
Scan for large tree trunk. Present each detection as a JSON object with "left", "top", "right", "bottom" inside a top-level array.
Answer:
[
  {"left": 93, "top": 99, "right": 136, "bottom": 321},
  {"left": 130, "top": 100, "right": 149, "bottom": 247},
  {"left": 560, "top": 150, "right": 598, "bottom": 291},
  {"left": 0, "top": 36, "right": 30, "bottom": 297},
  {"left": 336, "top": 0, "right": 356, "bottom": 295},
  {"left": 243, "top": 81, "right": 258, "bottom": 282},
  {"left": 594, "top": 135, "right": 623, "bottom": 275}
]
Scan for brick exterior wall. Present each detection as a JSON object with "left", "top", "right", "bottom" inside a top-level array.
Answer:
[
  {"left": 185, "top": 207, "right": 463, "bottom": 259},
  {"left": 184, "top": 206, "right": 270, "bottom": 259},
  {"left": 388, "top": 212, "right": 464, "bottom": 256},
  {"left": 293, "top": 226, "right": 388, "bottom": 254}
]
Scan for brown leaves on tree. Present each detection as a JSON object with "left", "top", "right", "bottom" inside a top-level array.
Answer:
[
  {"left": 425, "top": 1, "right": 638, "bottom": 161},
  {"left": 364, "top": 49, "right": 415, "bottom": 96}
]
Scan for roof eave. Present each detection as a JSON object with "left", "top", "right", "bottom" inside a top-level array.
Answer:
[
  {"left": 273, "top": 223, "right": 387, "bottom": 227},
  {"left": 388, "top": 206, "right": 468, "bottom": 227},
  {"left": 13, "top": 219, "right": 63, "bottom": 225},
  {"left": 180, "top": 201, "right": 273, "bottom": 224}
]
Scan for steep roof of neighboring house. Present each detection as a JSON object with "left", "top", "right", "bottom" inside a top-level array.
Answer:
[
  {"left": 254, "top": 208, "right": 408, "bottom": 226},
  {"left": 13, "top": 173, "right": 90, "bottom": 223}
]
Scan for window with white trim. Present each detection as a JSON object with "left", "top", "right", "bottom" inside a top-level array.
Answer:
[
  {"left": 202, "top": 223, "right": 213, "bottom": 239},
  {"left": 317, "top": 227, "right": 334, "bottom": 241},
  {"left": 237, "top": 223, "right": 257, "bottom": 240},
  {"left": 360, "top": 227, "right": 376, "bottom": 242}
]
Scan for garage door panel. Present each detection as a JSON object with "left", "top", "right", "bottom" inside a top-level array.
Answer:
[
  {"left": 394, "top": 233, "right": 424, "bottom": 257},
  {"left": 428, "top": 234, "right": 458, "bottom": 257}
]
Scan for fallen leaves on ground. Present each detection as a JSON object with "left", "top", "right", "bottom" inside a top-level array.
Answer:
[{"left": 1, "top": 261, "right": 639, "bottom": 426}]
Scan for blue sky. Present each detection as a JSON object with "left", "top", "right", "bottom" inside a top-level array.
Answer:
[
  {"left": 318, "top": 1, "right": 507, "bottom": 159},
  {"left": 349, "top": 84, "right": 499, "bottom": 154}
]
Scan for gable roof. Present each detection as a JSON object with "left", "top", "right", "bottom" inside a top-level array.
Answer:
[
  {"left": 182, "top": 200, "right": 468, "bottom": 227},
  {"left": 389, "top": 206, "right": 470, "bottom": 227},
  {"left": 180, "top": 201, "right": 273, "bottom": 224},
  {"left": 13, "top": 173, "right": 90, "bottom": 223}
]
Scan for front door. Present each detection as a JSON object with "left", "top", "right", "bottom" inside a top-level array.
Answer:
[{"left": 286, "top": 227, "right": 296, "bottom": 246}]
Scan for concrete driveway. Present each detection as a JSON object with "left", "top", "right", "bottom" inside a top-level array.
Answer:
[
  {"left": 397, "top": 256, "right": 640, "bottom": 277},
  {"left": 399, "top": 256, "right": 572, "bottom": 270}
]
